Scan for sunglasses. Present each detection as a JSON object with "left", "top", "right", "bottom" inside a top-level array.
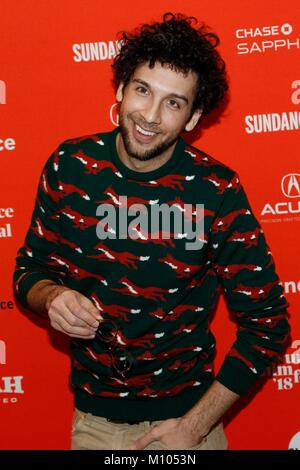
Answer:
[{"left": 95, "top": 319, "right": 134, "bottom": 378}]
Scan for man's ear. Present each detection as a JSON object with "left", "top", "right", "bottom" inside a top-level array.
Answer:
[
  {"left": 185, "top": 108, "right": 202, "bottom": 132},
  {"left": 116, "top": 83, "right": 124, "bottom": 102}
]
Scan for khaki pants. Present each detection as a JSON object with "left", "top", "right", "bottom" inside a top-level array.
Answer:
[{"left": 71, "top": 408, "right": 228, "bottom": 450}]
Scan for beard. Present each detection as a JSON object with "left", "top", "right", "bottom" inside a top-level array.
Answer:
[{"left": 118, "top": 112, "right": 179, "bottom": 162}]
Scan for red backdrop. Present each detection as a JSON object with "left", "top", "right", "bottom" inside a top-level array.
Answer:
[{"left": 0, "top": 0, "right": 299, "bottom": 450}]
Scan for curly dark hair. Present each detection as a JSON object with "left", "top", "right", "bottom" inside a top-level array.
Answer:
[{"left": 112, "top": 12, "right": 228, "bottom": 116}]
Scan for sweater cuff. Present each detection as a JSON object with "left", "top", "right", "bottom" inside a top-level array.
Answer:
[
  {"left": 215, "top": 357, "right": 262, "bottom": 396},
  {"left": 15, "top": 271, "right": 64, "bottom": 309}
]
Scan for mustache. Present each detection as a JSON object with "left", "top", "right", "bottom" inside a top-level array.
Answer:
[{"left": 133, "top": 118, "right": 161, "bottom": 134}]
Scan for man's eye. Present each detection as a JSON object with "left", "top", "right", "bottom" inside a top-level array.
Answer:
[
  {"left": 136, "top": 86, "right": 148, "bottom": 94},
  {"left": 168, "top": 100, "right": 180, "bottom": 109}
]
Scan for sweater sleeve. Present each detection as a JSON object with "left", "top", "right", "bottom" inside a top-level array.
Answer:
[
  {"left": 210, "top": 173, "right": 291, "bottom": 396},
  {"left": 13, "top": 145, "right": 67, "bottom": 309}
]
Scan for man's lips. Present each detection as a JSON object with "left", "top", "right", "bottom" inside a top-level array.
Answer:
[
  {"left": 136, "top": 124, "right": 156, "bottom": 136},
  {"left": 132, "top": 123, "right": 159, "bottom": 143}
]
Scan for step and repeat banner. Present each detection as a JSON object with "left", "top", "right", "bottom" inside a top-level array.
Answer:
[{"left": 0, "top": 0, "right": 299, "bottom": 450}]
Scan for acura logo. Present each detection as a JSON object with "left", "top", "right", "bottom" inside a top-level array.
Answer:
[{"left": 281, "top": 174, "right": 300, "bottom": 198}]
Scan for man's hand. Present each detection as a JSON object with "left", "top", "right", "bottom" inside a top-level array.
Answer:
[
  {"left": 128, "top": 417, "right": 205, "bottom": 450},
  {"left": 46, "top": 287, "right": 102, "bottom": 339},
  {"left": 129, "top": 380, "right": 239, "bottom": 450}
]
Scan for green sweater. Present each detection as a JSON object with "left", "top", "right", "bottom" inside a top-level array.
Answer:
[{"left": 13, "top": 128, "right": 290, "bottom": 421}]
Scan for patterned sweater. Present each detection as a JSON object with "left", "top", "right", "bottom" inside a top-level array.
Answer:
[{"left": 13, "top": 128, "right": 290, "bottom": 421}]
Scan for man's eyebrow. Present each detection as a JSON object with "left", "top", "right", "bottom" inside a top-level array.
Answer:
[{"left": 132, "top": 78, "right": 189, "bottom": 104}]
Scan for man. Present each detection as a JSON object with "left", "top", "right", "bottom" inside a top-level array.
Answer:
[{"left": 13, "top": 13, "right": 290, "bottom": 450}]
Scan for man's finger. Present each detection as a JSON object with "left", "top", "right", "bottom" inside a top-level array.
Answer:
[
  {"left": 129, "top": 425, "right": 161, "bottom": 450},
  {"left": 50, "top": 297, "right": 99, "bottom": 329},
  {"left": 49, "top": 291, "right": 100, "bottom": 328},
  {"left": 66, "top": 299, "right": 101, "bottom": 327},
  {"left": 52, "top": 303, "right": 94, "bottom": 328},
  {"left": 77, "top": 295, "right": 103, "bottom": 320},
  {"left": 129, "top": 432, "right": 155, "bottom": 450},
  {"left": 56, "top": 315, "right": 97, "bottom": 337},
  {"left": 51, "top": 320, "right": 95, "bottom": 339}
]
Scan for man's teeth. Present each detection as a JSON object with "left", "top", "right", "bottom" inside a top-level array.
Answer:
[{"left": 136, "top": 124, "right": 155, "bottom": 136}]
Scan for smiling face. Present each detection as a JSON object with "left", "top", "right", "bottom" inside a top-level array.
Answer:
[{"left": 116, "top": 62, "right": 202, "bottom": 166}]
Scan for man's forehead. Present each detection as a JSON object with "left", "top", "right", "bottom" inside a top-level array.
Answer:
[{"left": 130, "top": 62, "right": 198, "bottom": 93}]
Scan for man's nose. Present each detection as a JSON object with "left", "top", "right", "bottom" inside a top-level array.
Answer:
[{"left": 141, "top": 98, "right": 161, "bottom": 125}]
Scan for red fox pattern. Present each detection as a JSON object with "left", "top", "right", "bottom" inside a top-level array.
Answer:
[
  {"left": 90, "top": 292, "right": 137, "bottom": 322},
  {"left": 158, "top": 253, "right": 202, "bottom": 279},
  {"left": 89, "top": 242, "right": 147, "bottom": 270},
  {"left": 203, "top": 173, "right": 240, "bottom": 195},
  {"left": 71, "top": 150, "right": 119, "bottom": 175},
  {"left": 14, "top": 131, "right": 290, "bottom": 401},
  {"left": 214, "top": 263, "right": 262, "bottom": 279},
  {"left": 111, "top": 276, "right": 177, "bottom": 301},
  {"left": 228, "top": 227, "right": 262, "bottom": 248},
  {"left": 232, "top": 280, "right": 280, "bottom": 300},
  {"left": 211, "top": 208, "right": 251, "bottom": 233}
]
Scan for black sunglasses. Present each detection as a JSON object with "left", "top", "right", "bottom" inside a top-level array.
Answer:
[{"left": 95, "top": 319, "right": 134, "bottom": 378}]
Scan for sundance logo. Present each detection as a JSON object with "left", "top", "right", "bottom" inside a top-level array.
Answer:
[
  {"left": 245, "top": 111, "right": 300, "bottom": 134},
  {"left": 236, "top": 22, "right": 299, "bottom": 54},
  {"left": 73, "top": 40, "right": 122, "bottom": 62},
  {"left": 245, "top": 80, "right": 300, "bottom": 134}
]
